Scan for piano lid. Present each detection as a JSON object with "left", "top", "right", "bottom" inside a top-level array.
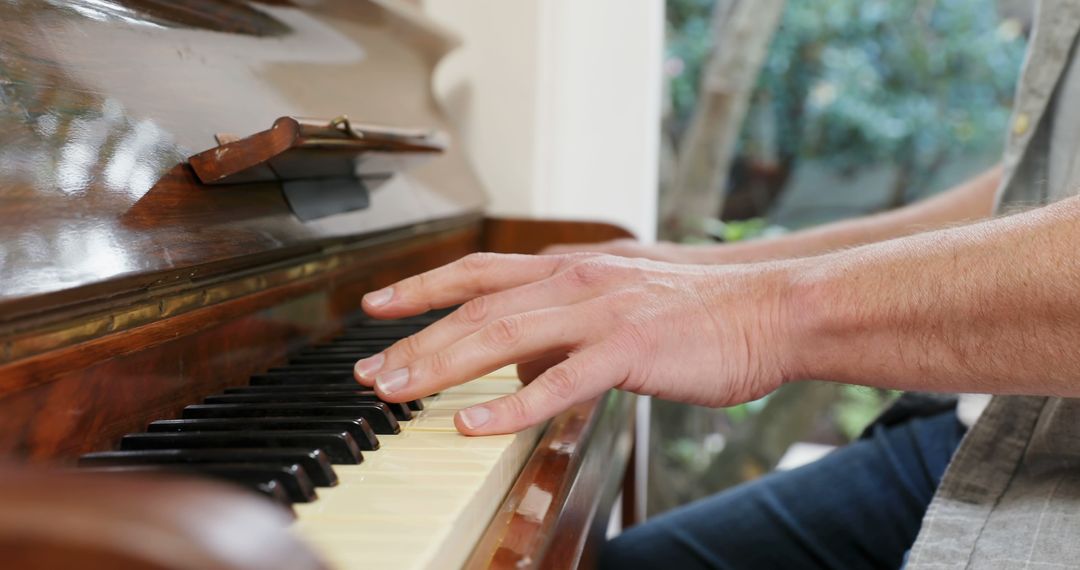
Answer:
[{"left": 0, "top": 0, "right": 487, "bottom": 322}]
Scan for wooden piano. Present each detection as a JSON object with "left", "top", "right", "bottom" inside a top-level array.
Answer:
[{"left": 0, "top": 1, "right": 637, "bottom": 568}]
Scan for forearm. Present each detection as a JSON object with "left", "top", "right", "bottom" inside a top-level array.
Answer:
[
  {"left": 788, "top": 193, "right": 1080, "bottom": 397},
  {"left": 690, "top": 166, "right": 1002, "bottom": 264}
]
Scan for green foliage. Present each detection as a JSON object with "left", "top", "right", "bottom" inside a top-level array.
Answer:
[
  {"left": 665, "top": 0, "right": 719, "bottom": 128},
  {"left": 760, "top": 0, "right": 1026, "bottom": 168},
  {"left": 835, "top": 386, "right": 899, "bottom": 439},
  {"left": 666, "top": 0, "right": 1027, "bottom": 197},
  {"left": 702, "top": 217, "right": 772, "bottom": 242}
]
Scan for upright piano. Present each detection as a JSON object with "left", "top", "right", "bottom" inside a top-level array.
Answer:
[{"left": 0, "top": 1, "right": 637, "bottom": 568}]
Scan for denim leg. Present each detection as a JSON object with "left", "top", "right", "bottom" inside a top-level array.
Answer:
[{"left": 599, "top": 411, "right": 966, "bottom": 570}]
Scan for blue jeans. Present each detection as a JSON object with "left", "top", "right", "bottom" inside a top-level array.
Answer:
[{"left": 599, "top": 411, "right": 966, "bottom": 570}]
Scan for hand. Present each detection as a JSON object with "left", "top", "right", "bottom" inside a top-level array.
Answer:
[
  {"left": 541, "top": 238, "right": 785, "bottom": 266},
  {"left": 352, "top": 253, "right": 805, "bottom": 436},
  {"left": 541, "top": 239, "right": 699, "bottom": 263}
]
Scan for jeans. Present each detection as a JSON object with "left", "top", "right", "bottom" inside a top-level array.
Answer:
[{"left": 599, "top": 411, "right": 967, "bottom": 570}]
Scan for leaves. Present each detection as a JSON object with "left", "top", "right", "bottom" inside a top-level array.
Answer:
[{"left": 667, "top": 0, "right": 1027, "bottom": 199}]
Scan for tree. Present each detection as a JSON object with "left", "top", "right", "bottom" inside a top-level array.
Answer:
[
  {"left": 744, "top": 0, "right": 1028, "bottom": 211},
  {"left": 659, "top": 0, "right": 786, "bottom": 240}
]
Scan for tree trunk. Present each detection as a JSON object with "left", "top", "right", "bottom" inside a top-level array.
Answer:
[{"left": 659, "top": 0, "right": 786, "bottom": 240}]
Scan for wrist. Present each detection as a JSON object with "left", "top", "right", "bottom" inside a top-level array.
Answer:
[
  {"left": 702, "top": 258, "right": 826, "bottom": 389},
  {"left": 773, "top": 254, "right": 845, "bottom": 384}
]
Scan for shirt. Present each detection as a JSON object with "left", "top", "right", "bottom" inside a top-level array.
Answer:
[{"left": 907, "top": 1, "right": 1080, "bottom": 567}]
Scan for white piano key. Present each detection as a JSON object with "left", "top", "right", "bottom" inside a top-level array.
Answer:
[
  {"left": 291, "top": 371, "right": 542, "bottom": 570},
  {"left": 376, "top": 431, "right": 519, "bottom": 451},
  {"left": 485, "top": 365, "right": 520, "bottom": 379},
  {"left": 294, "top": 483, "right": 472, "bottom": 518},
  {"left": 425, "top": 393, "right": 503, "bottom": 411},
  {"left": 405, "top": 409, "right": 460, "bottom": 432},
  {"left": 445, "top": 378, "right": 522, "bottom": 395}
]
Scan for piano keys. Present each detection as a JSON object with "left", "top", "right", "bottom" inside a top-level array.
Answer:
[
  {"left": 73, "top": 315, "right": 546, "bottom": 569},
  {"left": 0, "top": 1, "right": 639, "bottom": 568}
]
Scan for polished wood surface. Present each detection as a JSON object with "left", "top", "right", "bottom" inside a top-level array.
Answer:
[
  {"left": 0, "top": 224, "right": 479, "bottom": 461},
  {"left": 0, "top": 468, "right": 327, "bottom": 570},
  {"left": 465, "top": 391, "right": 636, "bottom": 570},
  {"left": 0, "top": 0, "right": 485, "bottom": 319},
  {"left": 188, "top": 116, "right": 445, "bottom": 185},
  {"left": 0, "top": 1, "right": 640, "bottom": 567},
  {"left": 482, "top": 218, "right": 634, "bottom": 255}
]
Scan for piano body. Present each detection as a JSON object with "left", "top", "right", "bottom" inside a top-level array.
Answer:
[{"left": 0, "top": 1, "right": 637, "bottom": 568}]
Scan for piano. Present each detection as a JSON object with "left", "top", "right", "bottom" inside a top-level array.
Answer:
[{"left": 0, "top": 1, "right": 638, "bottom": 569}]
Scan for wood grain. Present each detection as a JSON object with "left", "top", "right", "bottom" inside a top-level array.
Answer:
[
  {"left": 0, "top": 468, "right": 327, "bottom": 570},
  {"left": 0, "top": 0, "right": 486, "bottom": 319},
  {"left": 482, "top": 218, "right": 634, "bottom": 254},
  {"left": 0, "top": 225, "right": 479, "bottom": 461},
  {"left": 0, "top": 2, "right": 642, "bottom": 567},
  {"left": 464, "top": 391, "right": 636, "bottom": 570}
]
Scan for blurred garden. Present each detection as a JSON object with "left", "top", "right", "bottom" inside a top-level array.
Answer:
[{"left": 649, "top": 0, "right": 1030, "bottom": 514}]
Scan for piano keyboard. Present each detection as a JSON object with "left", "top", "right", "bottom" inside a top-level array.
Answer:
[{"left": 78, "top": 313, "right": 542, "bottom": 570}]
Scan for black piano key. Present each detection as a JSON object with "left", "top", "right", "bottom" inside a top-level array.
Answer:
[
  {"left": 303, "top": 342, "right": 394, "bottom": 354},
  {"left": 266, "top": 364, "right": 357, "bottom": 374},
  {"left": 310, "top": 344, "right": 393, "bottom": 353},
  {"left": 222, "top": 386, "right": 424, "bottom": 411},
  {"left": 181, "top": 404, "right": 400, "bottom": 435},
  {"left": 255, "top": 480, "right": 295, "bottom": 512},
  {"left": 290, "top": 353, "right": 378, "bottom": 365},
  {"left": 306, "top": 343, "right": 395, "bottom": 351},
  {"left": 342, "top": 321, "right": 425, "bottom": 330},
  {"left": 256, "top": 479, "right": 296, "bottom": 513},
  {"left": 349, "top": 313, "right": 445, "bottom": 327},
  {"left": 203, "top": 393, "right": 413, "bottom": 421},
  {"left": 80, "top": 463, "right": 317, "bottom": 504},
  {"left": 291, "top": 351, "right": 380, "bottom": 364},
  {"left": 147, "top": 417, "right": 381, "bottom": 451},
  {"left": 227, "top": 385, "right": 376, "bottom": 394},
  {"left": 338, "top": 326, "right": 424, "bottom": 340},
  {"left": 120, "top": 430, "right": 364, "bottom": 464},
  {"left": 79, "top": 448, "right": 338, "bottom": 487},
  {"left": 251, "top": 372, "right": 356, "bottom": 386}
]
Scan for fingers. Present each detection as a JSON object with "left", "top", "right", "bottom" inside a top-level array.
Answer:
[
  {"left": 454, "top": 342, "right": 629, "bottom": 435},
  {"left": 516, "top": 353, "right": 566, "bottom": 384},
  {"left": 361, "top": 253, "right": 580, "bottom": 319},
  {"left": 355, "top": 272, "right": 598, "bottom": 385},
  {"left": 369, "top": 307, "right": 602, "bottom": 403}
]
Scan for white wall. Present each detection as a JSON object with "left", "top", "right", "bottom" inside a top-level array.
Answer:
[{"left": 423, "top": 0, "right": 664, "bottom": 241}]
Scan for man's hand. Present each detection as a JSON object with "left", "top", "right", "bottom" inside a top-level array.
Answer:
[
  {"left": 544, "top": 166, "right": 1002, "bottom": 266},
  {"left": 353, "top": 253, "right": 802, "bottom": 435},
  {"left": 542, "top": 239, "right": 701, "bottom": 263}
]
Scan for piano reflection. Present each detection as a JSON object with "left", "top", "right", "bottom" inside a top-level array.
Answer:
[{"left": 0, "top": 1, "right": 636, "bottom": 569}]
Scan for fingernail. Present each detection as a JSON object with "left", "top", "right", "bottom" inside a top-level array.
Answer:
[
  {"left": 376, "top": 368, "right": 410, "bottom": 394},
  {"left": 354, "top": 353, "right": 385, "bottom": 379},
  {"left": 459, "top": 406, "right": 492, "bottom": 430},
  {"left": 364, "top": 287, "right": 394, "bottom": 307}
]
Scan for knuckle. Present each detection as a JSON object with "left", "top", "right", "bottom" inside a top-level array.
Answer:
[
  {"left": 409, "top": 270, "right": 427, "bottom": 291},
  {"left": 460, "top": 252, "right": 498, "bottom": 273},
  {"left": 397, "top": 333, "right": 424, "bottom": 360},
  {"left": 458, "top": 297, "right": 489, "bottom": 326},
  {"left": 427, "top": 349, "right": 454, "bottom": 378},
  {"left": 562, "top": 258, "right": 610, "bottom": 288},
  {"left": 539, "top": 365, "right": 579, "bottom": 402},
  {"left": 499, "top": 393, "right": 533, "bottom": 425},
  {"left": 485, "top": 315, "right": 523, "bottom": 348},
  {"left": 405, "top": 272, "right": 432, "bottom": 308},
  {"left": 555, "top": 251, "right": 601, "bottom": 265}
]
